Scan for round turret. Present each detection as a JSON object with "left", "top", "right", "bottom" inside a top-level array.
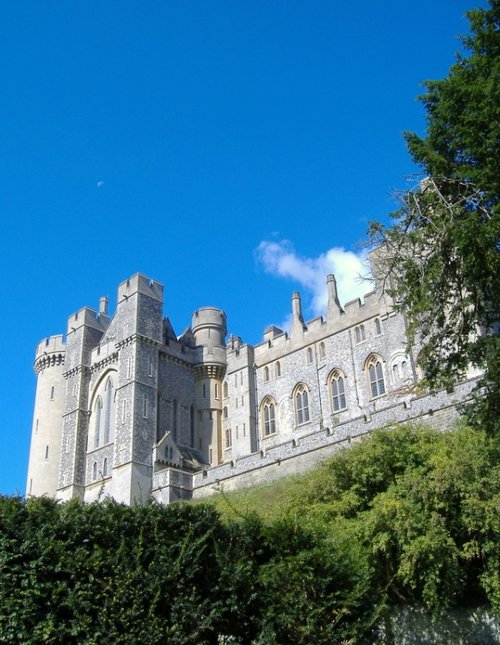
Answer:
[
  {"left": 190, "top": 308, "right": 227, "bottom": 467},
  {"left": 26, "top": 335, "right": 66, "bottom": 497},
  {"left": 191, "top": 307, "right": 227, "bottom": 348}
]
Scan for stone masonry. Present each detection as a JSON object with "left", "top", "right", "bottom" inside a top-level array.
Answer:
[{"left": 26, "top": 254, "right": 481, "bottom": 505}]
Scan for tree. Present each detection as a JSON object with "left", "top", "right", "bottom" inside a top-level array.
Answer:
[{"left": 369, "top": 1, "right": 500, "bottom": 431}]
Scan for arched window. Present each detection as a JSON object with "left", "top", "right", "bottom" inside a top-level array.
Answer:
[
  {"left": 223, "top": 406, "right": 228, "bottom": 419},
  {"left": 225, "top": 428, "right": 232, "bottom": 448},
  {"left": 367, "top": 355, "right": 386, "bottom": 398},
  {"left": 264, "top": 366, "right": 270, "bottom": 382},
  {"left": 306, "top": 347, "right": 313, "bottom": 364},
  {"left": 275, "top": 361, "right": 281, "bottom": 377},
  {"left": 223, "top": 381, "right": 229, "bottom": 398},
  {"left": 215, "top": 383, "right": 219, "bottom": 399},
  {"left": 294, "top": 384, "right": 310, "bottom": 426},
  {"left": 92, "top": 461, "right": 98, "bottom": 481},
  {"left": 374, "top": 318, "right": 382, "bottom": 335},
  {"left": 319, "top": 342, "right": 326, "bottom": 359},
  {"left": 329, "top": 370, "right": 347, "bottom": 412},
  {"left": 261, "top": 397, "right": 276, "bottom": 437},
  {"left": 103, "top": 457, "right": 108, "bottom": 477},
  {"left": 103, "top": 378, "right": 114, "bottom": 444},
  {"left": 355, "top": 325, "right": 366, "bottom": 344},
  {"left": 94, "top": 396, "right": 103, "bottom": 448}
]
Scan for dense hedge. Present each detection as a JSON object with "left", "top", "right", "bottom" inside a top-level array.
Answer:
[{"left": 1, "top": 425, "right": 498, "bottom": 643}]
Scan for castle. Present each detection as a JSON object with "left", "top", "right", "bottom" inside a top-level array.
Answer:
[{"left": 26, "top": 252, "right": 478, "bottom": 505}]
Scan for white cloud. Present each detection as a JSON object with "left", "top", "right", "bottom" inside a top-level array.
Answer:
[{"left": 256, "top": 240, "right": 371, "bottom": 320}]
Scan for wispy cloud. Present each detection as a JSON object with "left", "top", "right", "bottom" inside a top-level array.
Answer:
[{"left": 256, "top": 240, "right": 371, "bottom": 319}]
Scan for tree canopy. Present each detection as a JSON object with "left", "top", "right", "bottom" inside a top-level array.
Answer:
[
  {"left": 369, "top": 0, "right": 500, "bottom": 431},
  {"left": 2, "top": 424, "right": 498, "bottom": 643}
]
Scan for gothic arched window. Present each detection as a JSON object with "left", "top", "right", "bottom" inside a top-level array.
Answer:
[
  {"left": 294, "top": 384, "right": 310, "bottom": 426},
  {"left": 103, "top": 377, "right": 114, "bottom": 444},
  {"left": 261, "top": 397, "right": 276, "bottom": 437},
  {"left": 329, "top": 370, "right": 347, "bottom": 412},
  {"left": 366, "top": 355, "right": 386, "bottom": 399},
  {"left": 94, "top": 396, "right": 103, "bottom": 448}
]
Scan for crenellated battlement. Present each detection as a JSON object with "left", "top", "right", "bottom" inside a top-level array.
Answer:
[
  {"left": 34, "top": 335, "right": 66, "bottom": 374},
  {"left": 66, "top": 306, "right": 110, "bottom": 335},
  {"left": 117, "top": 273, "right": 163, "bottom": 304},
  {"left": 191, "top": 307, "right": 227, "bottom": 348}
]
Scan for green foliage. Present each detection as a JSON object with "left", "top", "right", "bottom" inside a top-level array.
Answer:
[
  {"left": 368, "top": 1, "right": 500, "bottom": 432},
  {"left": 1, "top": 425, "right": 498, "bottom": 642}
]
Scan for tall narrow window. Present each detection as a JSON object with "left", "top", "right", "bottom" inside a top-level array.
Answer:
[
  {"left": 143, "top": 394, "right": 148, "bottom": 419},
  {"left": 148, "top": 355, "right": 153, "bottom": 377},
  {"left": 202, "top": 384, "right": 206, "bottom": 399},
  {"left": 45, "top": 445, "right": 49, "bottom": 460},
  {"left": 264, "top": 366, "right": 270, "bottom": 382},
  {"left": 374, "top": 318, "right": 382, "bottom": 335},
  {"left": 121, "top": 399, "right": 127, "bottom": 424},
  {"left": 50, "top": 386, "right": 55, "bottom": 400},
  {"left": 92, "top": 461, "right": 97, "bottom": 481},
  {"left": 94, "top": 396, "right": 103, "bottom": 448},
  {"left": 127, "top": 357, "right": 132, "bottom": 379},
  {"left": 367, "top": 356, "right": 386, "bottom": 398},
  {"left": 104, "top": 378, "right": 114, "bottom": 444},
  {"left": 223, "top": 381, "right": 229, "bottom": 398},
  {"left": 225, "top": 428, "right": 232, "bottom": 448},
  {"left": 190, "top": 406, "right": 195, "bottom": 447},
  {"left": 215, "top": 383, "right": 219, "bottom": 399},
  {"left": 306, "top": 347, "right": 313, "bottom": 364},
  {"left": 294, "top": 384, "right": 310, "bottom": 426},
  {"left": 330, "top": 370, "right": 347, "bottom": 412},
  {"left": 275, "top": 361, "right": 281, "bottom": 377},
  {"left": 262, "top": 397, "right": 276, "bottom": 436},
  {"left": 223, "top": 406, "right": 228, "bottom": 419},
  {"left": 103, "top": 457, "right": 108, "bottom": 477},
  {"left": 319, "top": 342, "right": 326, "bottom": 359},
  {"left": 355, "top": 325, "right": 366, "bottom": 344}
]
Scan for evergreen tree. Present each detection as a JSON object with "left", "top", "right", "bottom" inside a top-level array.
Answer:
[{"left": 369, "top": 1, "right": 500, "bottom": 431}]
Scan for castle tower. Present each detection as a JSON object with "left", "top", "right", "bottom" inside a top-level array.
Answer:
[
  {"left": 58, "top": 307, "right": 109, "bottom": 501},
  {"left": 111, "top": 274, "right": 164, "bottom": 505},
  {"left": 26, "top": 335, "right": 66, "bottom": 497},
  {"left": 191, "top": 307, "right": 227, "bottom": 466}
]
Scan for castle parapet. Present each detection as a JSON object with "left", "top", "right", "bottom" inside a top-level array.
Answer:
[
  {"left": 117, "top": 273, "right": 164, "bottom": 304},
  {"left": 34, "top": 335, "right": 66, "bottom": 374},
  {"left": 66, "top": 307, "right": 109, "bottom": 335}
]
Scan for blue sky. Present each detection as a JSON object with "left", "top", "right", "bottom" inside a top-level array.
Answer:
[{"left": 0, "top": 1, "right": 482, "bottom": 495}]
